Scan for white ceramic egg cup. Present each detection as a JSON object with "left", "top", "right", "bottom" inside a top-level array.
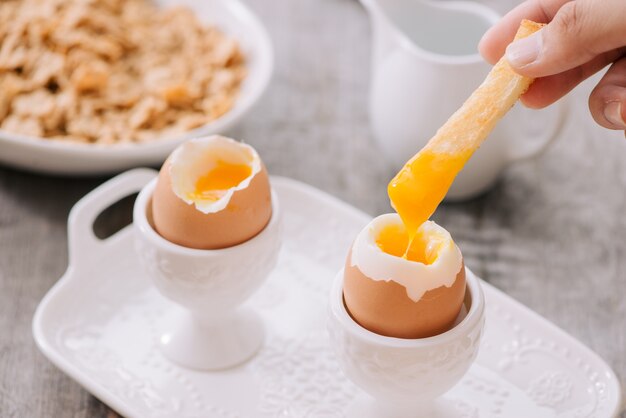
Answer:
[
  {"left": 329, "top": 269, "right": 485, "bottom": 416},
  {"left": 133, "top": 178, "right": 281, "bottom": 371}
]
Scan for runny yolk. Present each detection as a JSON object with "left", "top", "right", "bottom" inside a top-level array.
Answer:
[
  {"left": 375, "top": 224, "right": 409, "bottom": 258},
  {"left": 191, "top": 159, "right": 252, "bottom": 201},
  {"left": 375, "top": 224, "right": 443, "bottom": 265},
  {"left": 387, "top": 148, "right": 471, "bottom": 258}
]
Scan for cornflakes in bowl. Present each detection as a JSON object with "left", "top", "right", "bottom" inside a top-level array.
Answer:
[{"left": 0, "top": 0, "right": 273, "bottom": 174}]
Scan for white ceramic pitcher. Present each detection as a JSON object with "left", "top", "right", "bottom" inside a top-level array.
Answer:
[{"left": 362, "top": 0, "right": 566, "bottom": 200}]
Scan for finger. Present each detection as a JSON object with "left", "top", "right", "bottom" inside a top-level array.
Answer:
[
  {"left": 520, "top": 49, "right": 623, "bottom": 108},
  {"left": 589, "top": 56, "right": 626, "bottom": 130},
  {"left": 506, "top": 0, "right": 626, "bottom": 77},
  {"left": 479, "top": 0, "right": 570, "bottom": 64}
]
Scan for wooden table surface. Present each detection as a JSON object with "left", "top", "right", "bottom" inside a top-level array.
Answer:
[{"left": 0, "top": 0, "right": 624, "bottom": 416}]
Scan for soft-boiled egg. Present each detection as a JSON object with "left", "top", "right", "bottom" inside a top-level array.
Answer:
[
  {"left": 152, "top": 135, "right": 272, "bottom": 249},
  {"left": 343, "top": 213, "right": 465, "bottom": 339}
]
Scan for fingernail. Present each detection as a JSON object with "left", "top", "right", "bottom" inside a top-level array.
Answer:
[
  {"left": 506, "top": 31, "right": 542, "bottom": 68},
  {"left": 604, "top": 102, "right": 626, "bottom": 129}
]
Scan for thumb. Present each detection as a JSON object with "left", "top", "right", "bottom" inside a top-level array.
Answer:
[
  {"left": 505, "top": 0, "right": 626, "bottom": 77},
  {"left": 589, "top": 56, "right": 626, "bottom": 131}
]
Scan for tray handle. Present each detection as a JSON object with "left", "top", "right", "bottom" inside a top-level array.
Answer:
[{"left": 68, "top": 168, "right": 157, "bottom": 264}]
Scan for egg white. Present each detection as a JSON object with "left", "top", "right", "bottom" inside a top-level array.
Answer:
[
  {"left": 350, "top": 214, "right": 463, "bottom": 302},
  {"left": 168, "top": 135, "right": 262, "bottom": 214}
]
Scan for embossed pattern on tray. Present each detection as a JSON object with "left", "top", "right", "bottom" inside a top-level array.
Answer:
[{"left": 33, "top": 176, "right": 621, "bottom": 418}]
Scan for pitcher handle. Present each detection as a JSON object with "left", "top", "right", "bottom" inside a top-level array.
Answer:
[{"left": 506, "top": 98, "right": 568, "bottom": 162}]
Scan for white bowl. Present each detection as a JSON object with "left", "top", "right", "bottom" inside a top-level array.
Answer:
[
  {"left": 328, "top": 267, "right": 485, "bottom": 407},
  {"left": 0, "top": 0, "right": 273, "bottom": 175}
]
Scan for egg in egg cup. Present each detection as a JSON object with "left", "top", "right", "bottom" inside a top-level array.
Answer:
[
  {"left": 328, "top": 214, "right": 485, "bottom": 409},
  {"left": 134, "top": 135, "right": 281, "bottom": 371}
]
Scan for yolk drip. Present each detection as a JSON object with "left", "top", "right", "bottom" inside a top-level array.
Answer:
[
  {"left": 375, "top": 224, "right": 443, "bottom": 265},
  {"left": 387, "top": 148, "right": 470, "bottom": 256},
  {"left": 191, "top": 160, "right": 252, "bottom": 200}
]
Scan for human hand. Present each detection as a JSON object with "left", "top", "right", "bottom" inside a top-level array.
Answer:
[{"left": 479, "top": 0, "right": 626, "bottom": 132}]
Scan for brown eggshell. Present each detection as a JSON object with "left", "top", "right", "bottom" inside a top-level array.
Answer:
[
  {"left": 343, "top": 253, "right": 466, "bottom": 339},
  {"left": 151, "top": 158, "right": 272, "bottom": 249}
]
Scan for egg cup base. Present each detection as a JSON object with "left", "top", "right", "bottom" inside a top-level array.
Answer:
[{"left": 160, "top": 307, "right": 264, "bottom": 371}]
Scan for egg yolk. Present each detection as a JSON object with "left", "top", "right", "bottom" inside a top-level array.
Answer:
[
  {"left": 376, "top": 224, "right": 444, "bottom": 265},
  {"left": 388, "top": 148, "right": 470, "bottom": 256},
  {"left": 191, "top": 160, "right": 252, "bottom": 200}
]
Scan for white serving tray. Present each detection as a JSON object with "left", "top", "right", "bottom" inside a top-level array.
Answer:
[{"left": 33, "top": 170, "right": 621, "bottom": 417}]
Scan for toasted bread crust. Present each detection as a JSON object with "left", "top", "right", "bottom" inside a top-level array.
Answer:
[{"left": 426, "top": 20, "right": 545, "bottom": 156}]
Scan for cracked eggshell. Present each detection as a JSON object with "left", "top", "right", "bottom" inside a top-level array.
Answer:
[{"left": 151, "top": 137, "right": 272, "bottom": 250}]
